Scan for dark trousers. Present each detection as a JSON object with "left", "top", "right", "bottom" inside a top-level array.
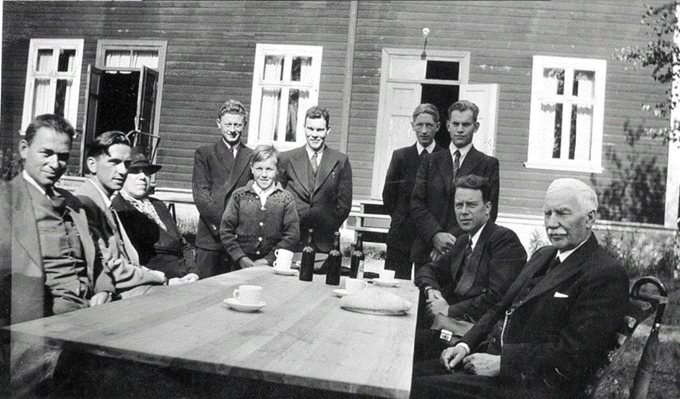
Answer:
[
  {"left": 384, "top": 245, "right": 413, "bottom": 280},
  {"left": 195, "top": 248, "right": 232, "bottom": 277}
]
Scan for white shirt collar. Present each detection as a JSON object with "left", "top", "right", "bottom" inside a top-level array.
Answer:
[
  {"left": 222, "top": 139, "right": 240, "bottom": 150},
  {"left": 22, "top": 170, "right": 47, "bottom": 195},
  {"left": 88, "top": 178, "right": 114, "bottom": 208},
  {"left": 469, "top": 222, "right": 487, "bottom": 251},
  {"left": 416, "top": 141, "right": 436, "bottom": 155},
  {"left": 450, "top": 142, "right": 472, "bottom": 164},
  {"left": 305, "top": 144, "right": 325, "bottom": 161},
  {"left": 557, "top": 237, "right": 589, "bottom": 263}
]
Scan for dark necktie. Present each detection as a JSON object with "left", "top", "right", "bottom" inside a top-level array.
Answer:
[
  {"left": 311, "top": 151, "right": 319, "bottom": 175},
  {"left": 45, "top": 186, "right": 66, "bottom": 213},
  {"left": 454, "top": 239, "right": 475, "bottom": 296},
  {"left": 452, "top": 150, "right": 461, "bottom": 182}
]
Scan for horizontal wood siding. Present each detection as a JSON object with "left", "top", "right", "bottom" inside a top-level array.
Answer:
[
  {"left": 2, "top": 1, "right": 350, "bottom": 189},
  {"left": 349, "top": 0, "right": 669, "bottom": 223}
]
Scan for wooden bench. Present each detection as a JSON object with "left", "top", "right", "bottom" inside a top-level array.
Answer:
[{"left": 346, "top": 201, "right": 390, "bottom": 243}]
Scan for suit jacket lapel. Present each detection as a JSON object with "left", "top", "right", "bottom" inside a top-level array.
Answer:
[
  {"left": 215, "top": 140, "right": 234, "bottom": 173},
  {"left": 458, "top": 146, "right": 483, "bottom": 177},
  {"left": 519, "top": 235, "right": 598, "bottom": 306},
  {"left": 63, "top": 191, "right": 96, "bottom": 285},
  {"left": 289, "top": 147, "right": 311, "bottom": 196},
  {"left": 314, "top": 149, "right": 340, "bottom": 194},
  {"left": 12, "top": 178, "right": 43, "bottom": 272},
  {"left": 455, "top": 222, "right": 495, "bottom": 295},
  {"left": 224, "top": 143, "right": 250, "bottom": 195},
  {"left": 448, "top": 234, "right": 469, "bottom": 284},
  {"left": 436, "top": 150, "right": 454, "bottom": 196}
]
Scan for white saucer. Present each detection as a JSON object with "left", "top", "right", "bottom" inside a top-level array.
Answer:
[
  {"left": 372, "top": 278, "right": 399, "bottom": 287},
  {"left": 333, "top": 288, "right": 350, "bottom": 298},
  {"left": 223, "top": 298, "right": 266, "bottom": 312},
  {"left": 273, "top": 267, "right": 298, "bottom": 276}
]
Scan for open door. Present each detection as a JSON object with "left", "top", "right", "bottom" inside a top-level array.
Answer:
[
  {"left": 134, "top": 66, "right": 159, "bottom": 160},
  {"left": 460, "top": 84, "right": 499, "bottom": 156},
  {"left": 80, "top": 64, "right": 103, "bottom": 175}
]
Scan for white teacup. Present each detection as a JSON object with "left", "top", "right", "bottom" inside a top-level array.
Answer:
[
  {"left": 274, "top": 249, "right": 294, "bottom": 268},
  {"left": 232, "top": 285, "right": 262, "bottom": 305},
  {"left": 380, "top": 269, "right": 396, "bottom": 281},
  {"left": 345, "top": 278, "right": 368, "bottom": 294}
]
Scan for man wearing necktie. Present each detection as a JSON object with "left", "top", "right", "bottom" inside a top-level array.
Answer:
[
  {"left": 192, "top": 100, "right": 254, "bottom": 276},
  {"left": 281, "top": 106, "right": 353, "bottom": 257},
  {"left": 0, "top": 114, "right": 114, "bottom": 396},
  {"left": 412, "top": 179, "right": 629, "bottom": 399},
  {"left": 411, "top": 100, "right": 500, "bottom": 270},
  {"left": 414, "top": 175, "right": 526, "bottom": 358},
  {"left": 75, "top": 131, "right": 167, "bottom": 297},
  {"left": 382, "top": 104, "right": 444, "bottom": 280}
]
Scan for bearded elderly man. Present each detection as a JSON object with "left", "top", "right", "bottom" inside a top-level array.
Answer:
[{"left": 412, "top": 178, "right": 629, "bottom": 399}]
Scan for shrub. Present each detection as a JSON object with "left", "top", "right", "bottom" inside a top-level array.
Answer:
[
  {"left": 599, "top": 229, "right": 679, "bottom": 282},
  {"left": 1, "top": 147, "right": 21, "bottom": 181}
]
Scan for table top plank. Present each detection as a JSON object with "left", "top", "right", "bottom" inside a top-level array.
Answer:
[{"left": 7, "top": 267, "right": 419, "bottom": 398}]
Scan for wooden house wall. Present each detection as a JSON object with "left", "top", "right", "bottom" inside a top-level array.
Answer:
[
  {"left": 348, "top": 0, "right": 669, "bottom": 222},
  {"left": 2, "top": 1, "right": 670, "bottom": 223}
]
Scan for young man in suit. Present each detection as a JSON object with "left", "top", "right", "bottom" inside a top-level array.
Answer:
[
  {"left": 410, "top": 100, "right": 500, "bottom": 269},
  {"left": 76, "top": 131, "right": 167, "bottom": 297},
  {"left": 192, "top": 100, "right": 254, "bottom": 276},
  {"left": 382, "top": 103, "right": 444, "bottom": 280},
  {"left": 0, "top": 114, "right": 113, "bottom": 396},
  {"left": 414, "top": 175, "right": 526, "bottom": 358},
  {"left": 412, "top": 179, "right": 629, "bottom": 399},
  {"left": 281, "top": 106, "right": 352, "bottom": 256}
]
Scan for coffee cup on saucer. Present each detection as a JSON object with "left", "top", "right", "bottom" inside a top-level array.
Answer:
[
  {"left": 232, "top": 285, "right": 262, "bottom": 305},
  {"left": 380, "top": 269, "right": 396, "bottom": 281},
  {"left": 274, "top": 248, "right": 294, "bottom": 269}
]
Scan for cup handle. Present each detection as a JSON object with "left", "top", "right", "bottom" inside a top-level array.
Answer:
[
  {"left": 273, "top": 260, "right": 278, "bottom": 268},
  {"left": 233, "top": 288, "right": 240, "bottom": 299},
  {"left": 275, "top": 249, "right": 280, "bottom": 257}
]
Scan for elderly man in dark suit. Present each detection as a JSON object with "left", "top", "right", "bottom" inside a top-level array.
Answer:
[
  {"left": 281, "top": 106, "right": 352, "bottom": 255},
  {"left": 411, "top": 100, "right": 499, "bottom": 269},
  {"left": 192, "top": 100, "right": 254, "bottom": 276},
  {"left": 412, "top": 178, "right": 629, "bottom": 399},
  {"left": 112, "top": 149, "right": 199, "bottom": 284},
  {"left": 0, "top": 114, "right": 114, "bottom": 396},
  {"left": 414, "top": 175, "right": 526, "bottom": 358},
  {"left": 382, "top": 103, "right": 444, "bottom": 280}
]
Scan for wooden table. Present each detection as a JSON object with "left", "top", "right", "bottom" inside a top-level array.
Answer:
[{"left": 7, "top": 267, "right": 419, "bottom": 398}]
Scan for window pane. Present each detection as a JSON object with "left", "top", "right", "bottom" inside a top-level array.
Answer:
[
  {"left": 573, "top": 70, "right": 595, "bottom": 98},
  {"left": 543, "top": 68, "right": 565, "bottom": 95},
  {"left": 263, "top": 55, "right": 284, "bottom": 81},
  {"left": 36, "top": 49, "right": 53, "bottom": 72},
  {"left": 571, "top": 104, "right": 593, "bottom": 160},
  {"left": 425, "top": 61, "right": 459, "bottom": 80},
  {"left": 32, "top": 79, "right": 52, "bottom": 117},
  {"left": 291, "top": 57, "right": 312, "bottom": 82},
  {"left": 131, "top": 50, "right": 159, "bottom": 69},
  {"left": 105, "top": 50, "right": 132, "bottom": 68},
  {"left": 259, "top": 88, "right": 281, "bottom": 141},
  {"left": 58, "top": 49, "right": 76, "bottom": 72},
  {"left": 55, "top": 79, "right": 71, "bottom": 117},
  {"left": 552, "top": 103, "right": 563, "bottom": 158}
]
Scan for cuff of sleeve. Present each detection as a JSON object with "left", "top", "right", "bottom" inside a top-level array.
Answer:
[{"left": 456, "top": 342, "right": 470, "bottom": 356}]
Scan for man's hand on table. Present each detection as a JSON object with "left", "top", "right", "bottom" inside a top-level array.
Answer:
[
  {"left": 89, "top": 291, "right": 112, "bottom": 307},
  {"left": 253, "top": 259, "right": 270, "bottom": 267},
  {"left": 168, "top": 273, "right": 200, "bottom": 285},
  {"left": 239, "top": 257, "right": 255, "bottom": 268}
]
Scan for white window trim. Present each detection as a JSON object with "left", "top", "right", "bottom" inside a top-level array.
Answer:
[
  {"left": 248, "top": 44, "right": 322, "bottom": 151},
  {"left": 21, "top": 38, "right": 84, "bottom": 134},
  {"left": 525, "top": 55, "right": 606, "bottom": 174}
]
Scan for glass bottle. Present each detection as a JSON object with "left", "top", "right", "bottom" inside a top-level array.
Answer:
[
  {"left": 325, "top": 231, "right": 342, "bottom": 286},
  {"left": 299, "top": 228, "right": 315, "bottom": 282},
  {"left": 349, "top": 232, "right": 365, "bottom": 279}
]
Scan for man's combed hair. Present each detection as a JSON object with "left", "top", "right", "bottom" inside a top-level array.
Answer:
[
  {"left": 86, "top": 131, "right": 131, "bottom": 158},
  {"left": 447, "top": 100, "right": 480, "bottom": 122},
  {"left": 454, "top": 174, "right": 491, "bottom": 203},
  {"left": 304, "top": 106, "right": 330, "bottom": 128},
  {"left": 217, "top": 99, "right": 248, "bottom": 120},
  {"left": 412, "top": 103, "right": 440, "bottom": 124},
  {"left": 25, "top": 114, "right": 75, "bottom": 144}
]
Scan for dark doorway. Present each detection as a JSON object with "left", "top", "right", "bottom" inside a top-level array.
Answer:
[
  {"left": 97, "top": 71, "right": 140, "bottom": 135},
  {"left": 421, "top": 84, "right": 459, "bottom": 148}
]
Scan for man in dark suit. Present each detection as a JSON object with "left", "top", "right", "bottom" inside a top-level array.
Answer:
[
  {"left": 414, "top": 175, "right": 526, "bottom": 358},
  {"left": 382, "top": 103, "right": 444, "bottom": 280},
  {"left": 281, "top": 106, "right": 352, "bottom": 254},
  {"left": 411, "top": 100, "right": 499, "bottom": 268},
  {"left": 113, "top": 149, "right": 200, "bottom": 283},
  {"left": 412, "top": 179, "right": 629, "bottom": 399},
  {"left": 0, "top": 114, "right": 113, "bottom": 396},
  {"left": 192, "top": 100, "right": 254, "bottom": 276}
]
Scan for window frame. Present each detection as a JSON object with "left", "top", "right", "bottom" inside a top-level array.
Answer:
[
  {"left": 21, "top": 38, "right": 84, "bottom": 134},
  {"left": 525, "top": 55, "right": 607, "bottom": 173},
  {"left": 248, "top": 43, "right": 323, "bottom": 150}
]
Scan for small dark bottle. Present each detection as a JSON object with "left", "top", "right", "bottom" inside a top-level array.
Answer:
[
  {"left": 349, "top": 232, "right": 365, "bottom": 279},
  {"left": 299, "top": 228, "right": 315, "bottom": 282},
  {"left": 325, "top": 231, "right": 342, "bottom": 286}
]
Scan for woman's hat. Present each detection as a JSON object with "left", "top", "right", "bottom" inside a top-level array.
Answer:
[{"left": 129, "top": 148, "right": 162, "bottom": 174}]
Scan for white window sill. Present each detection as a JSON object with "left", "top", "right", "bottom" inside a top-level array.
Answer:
[{"left": 523, "top": 161, "right": 603, "bottom": 174}]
